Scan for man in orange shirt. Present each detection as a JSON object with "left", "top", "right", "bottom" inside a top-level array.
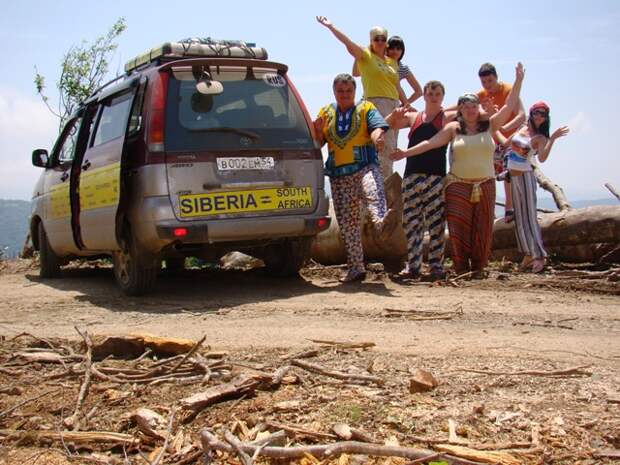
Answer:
[{"left": 477, "top": 63, "right": 525, "bottom": 222}]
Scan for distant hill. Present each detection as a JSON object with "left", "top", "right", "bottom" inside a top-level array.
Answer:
[
  {"left": 0, "top": 199, "right": 31, "bottom": 259},
  {"left": 0, "top": 197, "right": 617, "bottom": 261}
]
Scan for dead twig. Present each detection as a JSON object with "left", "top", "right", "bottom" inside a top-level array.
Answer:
[
  {"left": 266, "top": 421, "right": 337, "bottom": 440},
  {"left": 291, "top": 359, "right": 384, "bottom": 386},
  {"left": 149, "top": 408, "right": 176, "bottom": 465},
  {"left": 65, "top": 327, "right": 94, "bottom": 431},
  {"left": 458, "top": 364, "right": 592, "bottom": 377},
  {"left": 308, "top": 339, "right": 376, "bottom": 350},
  {"left": 200, "top": 429, "right": 487, "bottom": 464},
  {"left": 0, "top": 388, "right": 60, "bottom": 419}
]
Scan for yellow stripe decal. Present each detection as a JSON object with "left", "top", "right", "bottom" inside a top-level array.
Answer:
[
  {"left": 50, "top": 182, "right": 71, "bottom": 219},
  {"left": 179, "top": 187, "right": 313, "bottom": 218},
  {"left": 79, "top": 162, "right": 120, "bottom": 211}
]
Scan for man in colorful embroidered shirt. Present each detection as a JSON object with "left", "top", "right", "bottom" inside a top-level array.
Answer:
[{"left": 314, "top": 73, "right": 398, "bottom": 283}]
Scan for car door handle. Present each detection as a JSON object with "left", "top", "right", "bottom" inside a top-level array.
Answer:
[
  {"left": 60, "top": 172, "right": 69, "bottom": 182},
  {"left": 82, "top": 160, "right": 91, "bottom": 171}
]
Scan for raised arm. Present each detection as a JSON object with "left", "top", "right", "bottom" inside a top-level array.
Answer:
[
  {"left": 500, "top": 99, "right": 526, "bottom": 134},
  {"left": 404, "top": 71, "right": 423, "bottom": 105},
  {"left": 490, "top": 62, "right": 525, "bottom": 132},
  {"left": 534, "top": 126, "right": 569, "bottom": 163},
  {"left": 390, "top": 122, "right": 457, "bottom": 160},
  {"left": 385, "top": 106, "right": 416, "bottom": 130},
  {"left": 316, "top": 16, "right": 364, "bottom": 60},
  {"left": 352, "top": 60, "right": 360, "bottom": 77}
]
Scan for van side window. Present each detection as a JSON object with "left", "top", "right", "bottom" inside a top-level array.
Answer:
[
  {"left": 56, "top": 117, "right": 83, "bottom": 164},
  {"left": 92, "top": 92, "right": 134, "bottom": 147}
]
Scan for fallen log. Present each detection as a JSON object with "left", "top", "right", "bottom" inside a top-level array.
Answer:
[{"left": 312, "top": 172, "right": 620, "bottom": 265}]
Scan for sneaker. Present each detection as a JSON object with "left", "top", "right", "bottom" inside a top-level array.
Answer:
[
  {"left": 376, "top": 208, "right": 399, "bottom": 242},
  {"left": 391, "top": 268, "right": 420, "bottom": 281},
  {"left": 339, "top": 269, "right": 366, "bottom": 283}
]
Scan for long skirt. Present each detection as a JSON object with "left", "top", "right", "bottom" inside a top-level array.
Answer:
[{"left": 444, "top": 179, "right": 495, "bottom": 272}]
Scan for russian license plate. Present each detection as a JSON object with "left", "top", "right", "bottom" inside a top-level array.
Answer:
[
  {"left": 216, "top": 156, "right": 274, "bottom": 171},
  {"left": 179, "top": 187, "right": 313, "bottom": 218}
]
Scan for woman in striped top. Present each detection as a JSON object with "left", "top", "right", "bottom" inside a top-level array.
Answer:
[{"left": 386, "top": 36, "right": 423, "bottom": 107}]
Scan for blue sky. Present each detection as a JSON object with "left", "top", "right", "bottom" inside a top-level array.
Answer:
[{"left": 1, "top": 0, "right": 618, "bottom": 201}]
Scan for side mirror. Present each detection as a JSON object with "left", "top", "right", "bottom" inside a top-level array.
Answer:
[{"left": 32, "top": 149, "right": 49, "bottom": 168}]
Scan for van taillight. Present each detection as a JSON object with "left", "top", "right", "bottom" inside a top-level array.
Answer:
[{"left": 148, "top": 71, "right": 169, "bottom": 152}]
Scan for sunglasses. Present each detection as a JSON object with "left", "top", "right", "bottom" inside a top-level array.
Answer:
[
  {"left": 531, "top": 110, "right": 548, "bottom": 117},
  {"left": 373, "top": 36, "right": 387, "bottom": 42}
]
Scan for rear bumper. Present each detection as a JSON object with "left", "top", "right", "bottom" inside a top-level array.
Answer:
[{"left": 156, "top": 216, "right": 330, "bottom": 243}]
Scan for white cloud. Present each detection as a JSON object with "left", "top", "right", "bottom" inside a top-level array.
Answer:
[{"left": 0, "top": 87, "right": 58, "bottom": 200}]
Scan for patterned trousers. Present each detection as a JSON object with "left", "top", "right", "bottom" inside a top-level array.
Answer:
[
  {"left": 402, "top": 173, "right": 446, "bottom": 273},
  {"left": 367, "top": 97, "right": 399, "bottom": 181},
  {"left": 444, "top": 179, "right": 495, "bottom": 273},
  {"left": 511, "top": 171, "right": 547, "bottom": 259},
  {"left": 331, "top": 165, "right": 387, "bottom": 273}
]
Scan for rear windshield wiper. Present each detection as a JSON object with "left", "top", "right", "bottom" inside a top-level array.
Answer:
[{"left": 189, "top": 127, "right": 260, "bottom": 139}]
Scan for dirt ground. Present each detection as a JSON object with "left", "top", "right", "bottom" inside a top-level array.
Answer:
[{"left": 0, "top": 258, "right": 619, "bottom": 464}]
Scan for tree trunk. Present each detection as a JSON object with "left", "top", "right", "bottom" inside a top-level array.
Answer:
[{"left": 532, "top": 163, "right": 572, "bottom": 211}]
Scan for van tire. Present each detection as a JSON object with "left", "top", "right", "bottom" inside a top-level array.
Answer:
[
  {"left": 112, "top": 231, "right": 157, "bottom": 296},
  {"left": 38, "top": 223, "right": 60, "bottom": 278},
  {"left": 263, "top": 238, "right": 312, "bottom": 277}
]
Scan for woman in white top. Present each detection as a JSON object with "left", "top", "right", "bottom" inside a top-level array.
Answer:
[{"left": 495, "top": 102, "right": 569, "bottom": 272}]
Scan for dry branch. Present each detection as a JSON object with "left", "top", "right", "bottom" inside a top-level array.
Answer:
[
  {"left": 291, "top": 359, "right": 384, "bottom": 386},
  {"left": 200, "top": 429, "right": 488, "bottom": 464},
  {"left": 65, "top": 327, "right": 94, "bottom": 431},
  {"left": 0, "top": 429, "right": 137, "bottom": 447},
  {"left": 308, "top": 339, "right": 376, "bottom": 350},
  {"left": 605, "top": 183, "right": 620, "bottom": 202},
  {"left": 459, "top": 365, "right": 592, "bottom": 377},
  {"left": 0, "top": 388, "right": 60, "bottom": 419},
  {"left": 265, "top": 421, "right": 337, "bottom": 440},
  {"left": 180, "top": 374, "right": 260, "bottom": 413}
]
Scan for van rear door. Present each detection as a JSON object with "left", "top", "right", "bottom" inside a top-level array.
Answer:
[{"left": 163, "top": 64, "right": 323, "bottom": 222}]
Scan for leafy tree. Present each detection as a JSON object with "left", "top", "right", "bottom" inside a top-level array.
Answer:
[{"left": 34, "top": 18, "right": 127, "bottom": 131}]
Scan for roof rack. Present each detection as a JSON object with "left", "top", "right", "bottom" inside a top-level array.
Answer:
[{"left": 124, "top": 38, "right": 268, "bottom": 74}]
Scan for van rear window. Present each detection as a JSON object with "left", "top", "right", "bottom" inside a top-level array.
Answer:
[{"left": 164, "top": 67, "right": 314, "bottom": 151}]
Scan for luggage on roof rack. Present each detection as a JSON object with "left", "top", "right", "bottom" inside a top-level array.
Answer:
[{"left": 124, "top": 38, "right": 268, "bottom": 73}]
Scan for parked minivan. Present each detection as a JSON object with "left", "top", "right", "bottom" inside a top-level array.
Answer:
[{"left": 30, "top": 38, "right": 330, "bottom": 295}]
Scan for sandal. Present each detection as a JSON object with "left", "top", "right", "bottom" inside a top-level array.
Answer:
[
  {"left": 519, "top": 256, "right": 533, "bottom": 271},
  {"left": 531, "top": 258, "right": 546, "bottom": 274}
]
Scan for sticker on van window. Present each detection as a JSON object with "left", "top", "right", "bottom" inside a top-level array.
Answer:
[{"left": 263, "top": 74, "right": 286, "bottom": 87}]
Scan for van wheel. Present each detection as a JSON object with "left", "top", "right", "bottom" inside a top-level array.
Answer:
[
  {"left": 38, "top": 223, "right": 60, "bottom": 278},
  {"left": 112, "top": 232, "right": 157, "bottom": 296},
  {"left": 263, "top": 238, "right": 312, "bottom": 277}
]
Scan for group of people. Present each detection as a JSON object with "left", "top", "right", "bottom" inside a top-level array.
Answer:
[{"left": 314, "top": 16, "right": 569, "bottom": 283}]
